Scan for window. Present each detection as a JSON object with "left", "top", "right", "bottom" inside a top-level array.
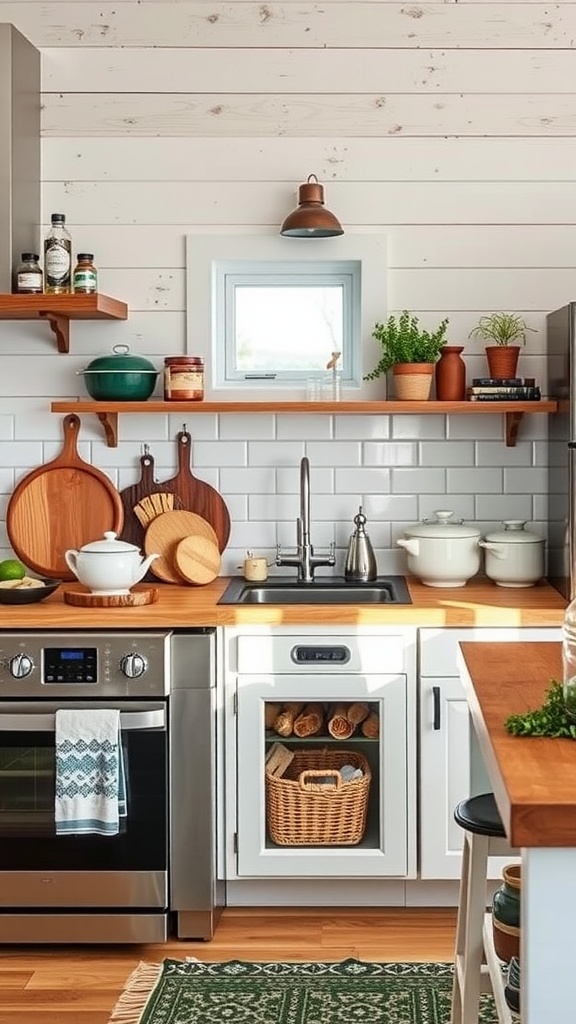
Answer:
[{"left": 186, "top": 233, "right": 387, "bottom": 399}]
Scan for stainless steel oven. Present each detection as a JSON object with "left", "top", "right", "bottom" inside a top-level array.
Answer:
[{"left": 0, "top": 628, "right": 222, "bottom": 944}]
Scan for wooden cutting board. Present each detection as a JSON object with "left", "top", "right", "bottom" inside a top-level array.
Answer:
[
  {"left": 159, "top": 431, "right": 231, "bottom": 552},
  {"left": 175, "top": 535, "right": 221, "bottom": 585},
  {"left": 144, "top": 509, "right": 219, "bottom": 583},
  {"left": 6, "top": 414, "right": 124, "bottom": 580},
  {"left": 118, "top": 450, "right": 181, "bottom": 549}
]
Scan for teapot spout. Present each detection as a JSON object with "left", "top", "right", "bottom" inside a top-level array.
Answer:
[{"left": 134, "top": 552, "right": 160, "bottom": 584}]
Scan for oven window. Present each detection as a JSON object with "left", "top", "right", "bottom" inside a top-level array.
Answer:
[{"left": 0, "top": 730, "right": 167, "bottom": 871}]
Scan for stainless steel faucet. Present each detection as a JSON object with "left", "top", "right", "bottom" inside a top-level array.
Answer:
[{"left": 276, "top": 456, "right": 336, "bottom": 583}]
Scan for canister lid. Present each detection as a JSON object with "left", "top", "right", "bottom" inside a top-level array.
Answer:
[
  {"left": 483, "top": 520, "right": 543, "bottom": 544},
  {"left": 403, "top": 510, "right": 481, "bottom": 539},
  {"left": 164, "top": 356, "right": 204, "bottom": 366}
]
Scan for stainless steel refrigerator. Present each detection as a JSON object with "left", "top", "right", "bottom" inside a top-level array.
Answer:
[{"left": 547, "top": 303, "right": 576, "bottom": 599}]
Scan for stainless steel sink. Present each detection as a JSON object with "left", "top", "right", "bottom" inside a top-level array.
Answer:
[{"left": 218, "top": 576, "right": 412, "bottom": 605}]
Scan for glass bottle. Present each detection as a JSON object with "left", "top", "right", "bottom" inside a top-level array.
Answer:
[
  {"left": 562, "top": 597, "right": 576, "bottom": 720},
  {"left": 73, "top": 253, "right": 98, "bottom": 294},
  {"left": 15, "top": 253, "right": 43, "bottom": 294},
  {"left": 44, "top": 213, "right": 72, "bottom": 294}
]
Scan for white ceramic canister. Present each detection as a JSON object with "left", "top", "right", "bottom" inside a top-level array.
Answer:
[
  {"left": 396, "top": 510, "right": 482, "bottom": 588},
  {"left": 479, "top": 520, "right": 545, "bottom": 588}
]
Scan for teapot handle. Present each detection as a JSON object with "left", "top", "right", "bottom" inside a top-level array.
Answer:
[{"left": 64, "top": 549, "right": 80, "bottom": 576}]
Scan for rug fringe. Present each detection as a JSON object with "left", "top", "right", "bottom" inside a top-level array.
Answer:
[{"left": 107, "top": 961, "right": 162, "bottom": 1024}]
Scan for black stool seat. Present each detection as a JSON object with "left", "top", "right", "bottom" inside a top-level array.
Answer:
[{"left": 454, "top": 793, "right": 506, "bottom": 838}]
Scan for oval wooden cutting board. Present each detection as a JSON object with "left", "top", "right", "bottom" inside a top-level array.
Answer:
[
  {"left": 144, "top": 509, "right": 219, "bottom": 583},
  {"left": 6, "top": 414, "right": 124, "bottom": 580},
  {"left": 159, "top": 431, "right": 231, "bottom": 553},
  {"left": 175, "top": 535, "right": 221, "bottom": 585}
]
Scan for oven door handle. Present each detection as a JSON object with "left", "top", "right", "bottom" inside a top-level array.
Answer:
[{"left": 0, "top": 709, "right": 166, "bottom": 732}]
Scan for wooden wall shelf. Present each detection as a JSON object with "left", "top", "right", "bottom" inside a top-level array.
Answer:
[
  {"left": 50, "top": 399, "right": 558, "bottom": 449},
  {"left": 0, "top": 293, "right": 128, "bottom": 352}
]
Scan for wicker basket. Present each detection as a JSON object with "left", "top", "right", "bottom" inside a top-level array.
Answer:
[{"left": 265, "top": 748, "right": 371, "bottom": 846}]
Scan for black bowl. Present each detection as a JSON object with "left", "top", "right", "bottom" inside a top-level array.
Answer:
[{"left": 0, "top": 578, "right": 61, "bottom": 604}]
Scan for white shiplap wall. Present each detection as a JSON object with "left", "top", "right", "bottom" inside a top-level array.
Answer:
[{"left": 0, "top": 1, "right": 567, "bottom": 573}]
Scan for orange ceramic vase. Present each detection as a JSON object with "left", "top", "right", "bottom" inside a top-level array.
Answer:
[{"left": 435, "top": 346, "right": 466, "bottom": 401}]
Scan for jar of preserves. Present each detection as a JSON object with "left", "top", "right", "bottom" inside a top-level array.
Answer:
[
  {"left": 164, "top": 356, "right": 205, "bottom": 401},
  {"left": 15, "top": 253, "right": 43, "bottom": 294}
]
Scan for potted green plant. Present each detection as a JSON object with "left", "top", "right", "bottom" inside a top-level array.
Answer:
[
  {"left": 468, "top": 312, "right": 536, "bottom": 379},
  {"left": 364, "top": 310, "right": 450, "bottom": 399}
]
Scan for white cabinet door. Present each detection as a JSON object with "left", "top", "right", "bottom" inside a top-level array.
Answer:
[
  {"left": 419, "top": 626, "right": 561, "bottom": 880},
  {"left": 420, "top": 675, "right": 470, "bottom": 879},
  {"left": 235, "top": 672, "right": 413, "bottom": 878}
]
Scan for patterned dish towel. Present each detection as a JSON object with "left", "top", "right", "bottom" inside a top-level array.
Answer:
[{"left": 55, "top": 708, "right": 127, "bottom": 836}]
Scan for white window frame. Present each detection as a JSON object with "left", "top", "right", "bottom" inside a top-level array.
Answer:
[
  {"left": 186, "top": 233, "right": 388, "bottom": 401},
  {"left": 215, "top": 259, "right": 360, "bottom": 387}
]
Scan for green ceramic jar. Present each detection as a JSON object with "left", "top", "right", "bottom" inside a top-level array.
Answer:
[{"left": 492, "top": 863, "right": 521, "bottom": 962}]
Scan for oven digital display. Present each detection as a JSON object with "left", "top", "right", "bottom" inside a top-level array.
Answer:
[{"left": 43, "top": 648, "right": 98, "bottom": 684}]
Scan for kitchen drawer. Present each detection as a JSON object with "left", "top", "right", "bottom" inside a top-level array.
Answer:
[
  {"left": 236, "top": 632, "right": 408, "bottom": 674},
  {"left": 419, "top": 626, "right": 561, "bottom": 676}
]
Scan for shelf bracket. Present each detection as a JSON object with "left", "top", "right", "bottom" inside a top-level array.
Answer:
[
  {"left": 505, "top": 411, "right": 523, "bottom": 447},
  {"left": 39, "top": 311, "right": 69, "bottom": 353},
  {"left": 97, "top": 411, "right": 118, "bottom": 448}
]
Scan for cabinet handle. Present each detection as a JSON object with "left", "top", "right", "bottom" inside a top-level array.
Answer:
[{"left": 432, "top": 686, "right": 441, "bottom": 730}]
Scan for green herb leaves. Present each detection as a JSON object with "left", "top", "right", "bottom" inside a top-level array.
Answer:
[{"left": 504, "top": 679, "right": 576, "bottom": 739}]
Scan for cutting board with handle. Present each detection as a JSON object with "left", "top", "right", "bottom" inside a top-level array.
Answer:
[
  {"left": 159, "top": 430, "right": 231, "bottom": 552},
  {"left": 117, "top": 450, "right": 182, "bottom": 550},
  {"left": 6, "top": 414, "right": 124, "bottom": 580}
]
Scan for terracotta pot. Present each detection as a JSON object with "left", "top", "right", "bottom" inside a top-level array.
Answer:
[
  {"left": 435, "top": 346, "right": 466, "bottom": 400},
  {"left": 492, "top": 862, "right": 521, "bottom": 963},
  {"left": 485, "top": 346, "right": 521, "bottom": 380},
  {"left": 392, "top": 363, "right": 434, "bottom": 400}
]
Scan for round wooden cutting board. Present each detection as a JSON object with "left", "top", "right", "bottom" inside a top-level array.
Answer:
[
  {"left": 175, "top": 535, "right": 221, "bottom": 585},
  {"left": 144, "top": 509, "right": 218, "bottom": 583},
  {"left": 6, "top": 414, "right": 124, "bottom": 580}
]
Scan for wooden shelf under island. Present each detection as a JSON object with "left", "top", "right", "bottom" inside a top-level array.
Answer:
[
  {"left": 0, "top": 293, "right": 128, "bottom": 353},
  {"left": 49, "top": 399, "right": 558, "bottom": 448}
]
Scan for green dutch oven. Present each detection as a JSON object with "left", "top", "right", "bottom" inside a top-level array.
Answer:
[{"left": 78, "top": 344, "right": 159, "bottom": 401}]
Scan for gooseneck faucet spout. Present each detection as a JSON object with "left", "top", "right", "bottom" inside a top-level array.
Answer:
[{"left": 276, "top": 456, "right": 336, "bottom": 583}]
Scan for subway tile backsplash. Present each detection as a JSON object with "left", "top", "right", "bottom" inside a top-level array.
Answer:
[{"left": 0, "top": 410, "right": 549, "bottom": 575}]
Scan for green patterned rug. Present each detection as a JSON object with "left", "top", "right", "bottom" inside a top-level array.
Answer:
[{"left": 108, "top": 957, "right": 500, "bottom": 1024}]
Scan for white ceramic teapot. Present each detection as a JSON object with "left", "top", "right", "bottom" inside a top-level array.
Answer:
[{"left": 64, "top": 531, "right": 159, "bottom": 595}]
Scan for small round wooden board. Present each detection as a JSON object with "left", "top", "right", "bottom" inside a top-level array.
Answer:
[
  {"left": 64, "top": 587, "right": 158, "bottom": 607},
  {"left": 175, "top": 535, "right": 221, "bottom": 585},
  {"left": 144, "top": 509, "right": 219, "bottom": 583}
]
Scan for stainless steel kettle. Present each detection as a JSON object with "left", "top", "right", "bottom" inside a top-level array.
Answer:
[{"left": 344, "top": 506, "right": 377, "bottom": 582}]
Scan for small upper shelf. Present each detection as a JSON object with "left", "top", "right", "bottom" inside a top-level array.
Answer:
[
  {"left": 49, "top": 399, "right": 558, "bottom": 448},
  {"left": 0, "top": 293, "right": 128, "bottom": 352}
]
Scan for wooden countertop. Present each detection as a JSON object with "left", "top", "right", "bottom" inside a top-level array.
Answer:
[
  {"left": 458, "top": 640, "right": 576, "bottom": 847},
  {"left": 0, "top": 577, "right": 566, "bottom": 629}
]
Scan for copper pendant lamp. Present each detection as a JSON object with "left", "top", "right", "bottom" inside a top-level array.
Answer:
[{"left": 280, "top": 174, "right": 344, "bottom": 238}]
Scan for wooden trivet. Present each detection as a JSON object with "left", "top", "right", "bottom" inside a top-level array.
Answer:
[{"left": 64, "top": 587, "right": 159, "bottom": 607}]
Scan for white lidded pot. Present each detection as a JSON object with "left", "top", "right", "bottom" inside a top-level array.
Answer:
[
  {"left": 64, "top": 531, "right": 159, "bottom": 595},
  {"left": 396, "top": 510, "right": 481, "bottom": 588},
  {"left": 479, "top": 520, "right": 545, "bottom": 588}
]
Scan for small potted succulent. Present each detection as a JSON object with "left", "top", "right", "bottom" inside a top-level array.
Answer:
[
  {"left": 468, "top": 312, "right": 536, "bottom": 379},
  {"left": 364, "top": 310, "right": 450, "bottom": 400}
]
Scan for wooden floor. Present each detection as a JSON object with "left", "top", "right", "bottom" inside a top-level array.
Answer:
[{"left": 0, "top": 906, "right": 457, "bottom": 1024}]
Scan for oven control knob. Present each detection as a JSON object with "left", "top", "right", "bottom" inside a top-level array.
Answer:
[
  {"left": 8, "top": 653, "right": 34, "bottom": 678},
  {"left": 120, "top": 653, "right": 148, "bottom": 678}
]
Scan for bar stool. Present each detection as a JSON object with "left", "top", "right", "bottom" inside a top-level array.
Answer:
[{"left": 451, "top": 793, "right": 515, "bottom": 1024}]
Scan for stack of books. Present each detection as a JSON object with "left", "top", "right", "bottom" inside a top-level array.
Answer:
[{"left": 466, "top": 377, "right": 541, "bottom": 402}]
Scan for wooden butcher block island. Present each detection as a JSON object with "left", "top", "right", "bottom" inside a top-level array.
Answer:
[
  {"left": 0, "top": 577, "right": 567, "bottom": 629},
  {"left": 458, "top": 640, "right": 576, "bottom": 1024}
]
